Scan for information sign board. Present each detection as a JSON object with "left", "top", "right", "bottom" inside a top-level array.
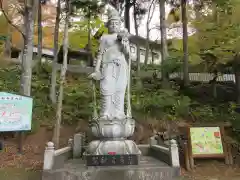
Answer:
[{"left": 0, "top": 92, "right": 33, "bottom": 132}]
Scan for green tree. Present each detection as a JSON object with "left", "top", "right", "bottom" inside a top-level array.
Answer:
[
  {"left": 69, "top": 17, "right": 107, "bottom": 54},
  {"left": 181, "top": 0, "right": 240, "bottom": 101},
  {"left": 72, "top": 0, "right": 105, "bottom": 66},
  {"left": 168, "top": 0, "right": 240, "bottom": 70}
]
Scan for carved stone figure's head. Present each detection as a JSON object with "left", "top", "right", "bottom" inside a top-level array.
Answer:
[{"left": 107, "top": 8, "right": 121, "bottom": 34}]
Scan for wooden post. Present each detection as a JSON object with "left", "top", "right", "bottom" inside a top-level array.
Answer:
[
  {"left": 0, "top": 136, "right": 3, "bottom": 152},
  {"left": 43, "top": 142, "right": 55, "bottom": 170},
  {"left": 227, "top": 143, "right": 233, "bottom": 165},
  {"left": 18, "top": 131, "right": 24, "bottom": 154},
  {"left": 220, "top": 126, "right": 229, "bottom": 164},
  {"left": 187, "top": 127, "right": 194, "bottom": 169},
  {"left": 184, "top": 141, "right": 191, "bottom": 171}
]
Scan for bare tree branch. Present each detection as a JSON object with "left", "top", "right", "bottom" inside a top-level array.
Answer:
[
  {"left": 0, "top": 0, "right": 25, "bottom": 38},
  {"left": 147, "top": 0, "right": 156, "bottom": 24}
]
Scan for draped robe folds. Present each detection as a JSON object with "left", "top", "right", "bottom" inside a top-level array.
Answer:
[{"left": 97, "top": 33, "right": 129, "bottom": 120}]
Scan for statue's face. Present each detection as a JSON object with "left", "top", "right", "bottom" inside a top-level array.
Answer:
[{"left": 108, "top": 19, "right": 120, "bottom": 33}]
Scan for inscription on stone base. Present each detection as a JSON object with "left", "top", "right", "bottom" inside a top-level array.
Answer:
[{"left": 86, "top": 154, "right": 139, "bottom": 166}]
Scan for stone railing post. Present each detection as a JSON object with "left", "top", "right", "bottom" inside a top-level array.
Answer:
[
  {"left": 43, "top": 142, "right": 55, "bottom": 170},
  {"left": 68, "top": 138, "right": 73, "bottom": 147},
  {"left": 150, "top": 135, "right": 158, "bottom": 146},
  {"left": 73, "top": 133, "right": 84, "bottom": 158},
  {"left": 169, "top": 139, "right": 180, "bottom": 167}
]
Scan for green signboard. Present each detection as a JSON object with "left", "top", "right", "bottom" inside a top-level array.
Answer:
[{"left": 190, "top": 127, "right": 224, "bottom": 155}]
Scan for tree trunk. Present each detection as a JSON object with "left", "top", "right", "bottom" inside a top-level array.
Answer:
[
  {"left": 144, "top": 23, "right": 150, "bottom": 65},
  {"left": 133, "top": 3, "right": 142, "bottom": 107},
  {"left": 210, "top": 72, "right": 218, "bottom": 99},
  {"left": 4, "top": 27, "right": 12, "bottom": 59},
  {"left": 37, "top": 0, "right": 43, "bottom": 70},
  {"left": 133, "top": 4, "right": 141, "bottom": 79},
  {"left": 144, "top": 0, "right": 155, "bottom": 66},
  {"left": 181, "top": 0, "right": 189, "bottom": 86},
  {"left": 194, "top": 1, "right": 202, "bottom": 20},
  {"left": 50, "top": 0, "right": 61, "bottom": 104},
  {"left": 20, "top": 5, "right": 34, "bottom": 96},
  {"left": 124, "top": 1, "right": 131, "bottom": 31},
  {"left": 235, "top": 71, "right": 240, "bottom": 104},
  {"left": 234, "top": 54, "right": 240, "bottom": 104},
  {"left": 52, "top": 1, "right": 69, "bottom": 149},
  {"left": 111, "top": 0, "right": 120, "bottom": 11},
  {"left": 151, "top": 48, "right": 154, "bottom": 64},
  {"left": 18, "top": 0, "right": 35, "bottom": 153},
  {"left": 3, "top": 0, "right": 11, "bottom": 58},
  {"left": 87, "top": 13, "right": 93, "bottom": 66},
  {"left": 159, "top": 0, "right": 169, "bottom": 88}
]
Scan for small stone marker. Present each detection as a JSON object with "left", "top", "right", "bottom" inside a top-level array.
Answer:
[{"left": 86, "top": 154, "right": 139, "bottom": 166}]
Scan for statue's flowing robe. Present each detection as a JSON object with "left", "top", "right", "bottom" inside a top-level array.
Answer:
[{"left": 98, "top": 33, "right": 129, "bottom": 119}]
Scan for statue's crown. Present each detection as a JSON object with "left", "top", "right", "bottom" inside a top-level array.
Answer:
[{"left": 107, "top": 7, "right": 121, "bottom": 21}]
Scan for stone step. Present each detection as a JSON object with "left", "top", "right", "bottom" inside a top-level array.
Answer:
[
  {"left": 43, "top": 168, "right": 179, "bottom": 180},
  {"left": 42, "top": 156, "right": 180, "bottom": 180}
]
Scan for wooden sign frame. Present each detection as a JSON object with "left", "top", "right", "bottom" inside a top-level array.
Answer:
[{"left": 186, "top": 126, "right": 230, "bottom": 170}]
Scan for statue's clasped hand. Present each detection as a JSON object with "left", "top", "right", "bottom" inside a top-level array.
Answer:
[{"left": 88, "top": 71, "right": 101, "bottom": 81}]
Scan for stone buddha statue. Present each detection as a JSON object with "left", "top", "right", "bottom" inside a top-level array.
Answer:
[
  {"left": 89, "top": 7, "right": 131, "bottom": 121},
  {"left": 86, "top": 6, "right": 140, "bottom": 156}
]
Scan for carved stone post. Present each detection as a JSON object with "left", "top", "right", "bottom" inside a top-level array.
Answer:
[
  {"left": 68, "top": 138, "right": 73, "bottom": 147},
  {"left": 150, "top": 135, "right": 158, "bottom": 146},
  {"left": 73, "top": 133, "right": 83, "bottom": 158},
  {"left": 43, "top": 142, "right": 55, "bottom": 170},
  {"left": 169, "top": 139, "right": 180, "bottom": 167}
]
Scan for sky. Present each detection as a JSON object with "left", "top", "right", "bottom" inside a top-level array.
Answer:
[
  {"left": 129, "top": 2, "right": 196, "bottom": 41},
  {"left": 129, "top": 3, "right": 169, "bottom": 41}
]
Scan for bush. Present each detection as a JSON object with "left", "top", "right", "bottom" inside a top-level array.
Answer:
[
  {"left": 132, "top": 88, "right": 191, "bottom": 119},
  {"left": 0, "top": 65, "right": 94, "bottom": 131},
  {"left": 191, "top": 105, "right": 217, "bottom": 122}
]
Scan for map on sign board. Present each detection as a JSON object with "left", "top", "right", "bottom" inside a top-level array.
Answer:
[
  {"left": 190, "top": 127, "right": 224, "bottom": 155},
  {"left": 0, "top": 92, "right": 33, "bottom": 132}
]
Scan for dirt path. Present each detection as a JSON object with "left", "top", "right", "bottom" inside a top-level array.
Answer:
[
  {"left": 0, "top": 168, "right": 41, "bottom": 180},
  {"left": 181, "top": 160, "right": 240, "bottom": 180}
]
